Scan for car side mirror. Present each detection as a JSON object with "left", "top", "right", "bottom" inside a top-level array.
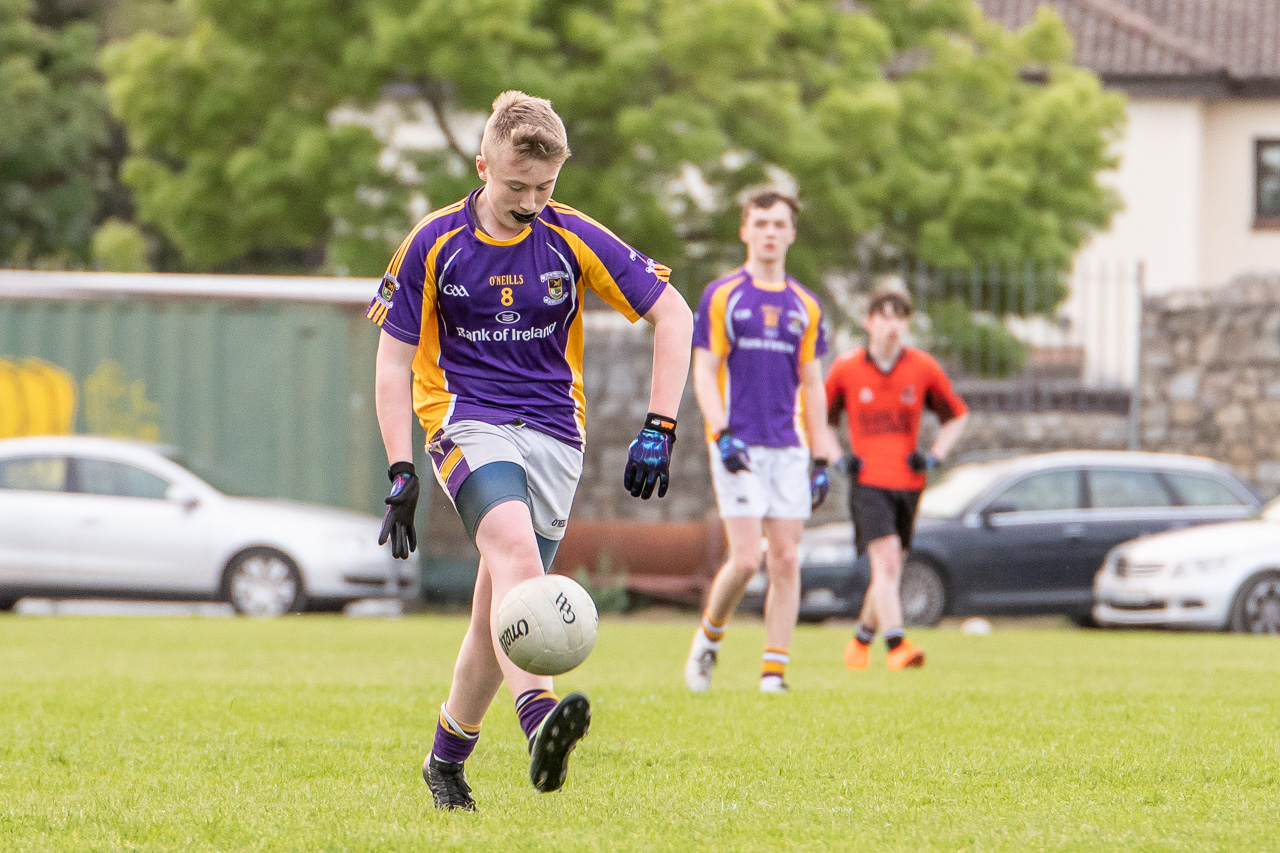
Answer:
[
  {"left": 980, "top": 503, "right": 1015, "bottom": 527},
  {"left": 167, "top": 484, "right": 200, "bottom": 511}
]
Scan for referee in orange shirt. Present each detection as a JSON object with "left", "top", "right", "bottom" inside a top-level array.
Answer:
[{"left": 825, "top": 290, "right": 969, "bottom": 670}]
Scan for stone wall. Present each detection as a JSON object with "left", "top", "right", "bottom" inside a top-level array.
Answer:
[{"left": 1138, "top": 276, "right": 1280, "bottom": 498}]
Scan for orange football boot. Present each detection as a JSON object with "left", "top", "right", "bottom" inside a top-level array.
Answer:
[
  {"left": 886, "top": 638, "right": 925, "bottom": 670},
  {"left": 844, "top": 638, "right": 871, "bottom": 670}
]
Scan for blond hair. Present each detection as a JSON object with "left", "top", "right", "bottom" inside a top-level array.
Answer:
[{"left": 480, "top": 91, "right": 571, "bottom": 162}]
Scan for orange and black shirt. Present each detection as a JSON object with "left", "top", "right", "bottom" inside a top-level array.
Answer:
[{"left": 825, "top": 347, "right": 967, "bottom": 491}]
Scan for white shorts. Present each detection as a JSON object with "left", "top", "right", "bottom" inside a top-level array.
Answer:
[
  {"left": 428, "top": 419, "right": 583, "bottom": 544},
  {"left": 708, "top": 444, "right": 812, "bottom": 519}
]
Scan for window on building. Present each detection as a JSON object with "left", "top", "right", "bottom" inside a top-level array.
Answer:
[{"left": 1255, "top": 139, "right": 1280, "bottom": 225}]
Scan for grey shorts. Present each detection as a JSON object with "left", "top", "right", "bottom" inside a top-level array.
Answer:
[{"left": 427, "top": 420, "right": 583, "bottom": 562}]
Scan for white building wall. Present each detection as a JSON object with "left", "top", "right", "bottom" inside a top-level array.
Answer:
[
  {"left": 1079, "top": 97, "right": 1205, "bottom": 295},
  {"left": 1199, "top": 100, "right": 1280, "bottom": 287}
]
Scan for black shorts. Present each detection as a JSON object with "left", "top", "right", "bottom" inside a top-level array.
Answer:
[{"left": 848, "top": 483, "right": 922, "bottom": 556}]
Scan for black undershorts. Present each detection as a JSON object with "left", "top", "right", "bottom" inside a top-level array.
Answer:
[{"left": 847, "top": 482, "right": 922, "bottom": 556}]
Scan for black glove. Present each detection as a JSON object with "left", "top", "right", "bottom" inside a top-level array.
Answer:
[
  {"left": 716, "top": 428, "right": 751, "bottom": 473},
  {"left": 907, "top": 451, "right": 940, "bottom": 473},
  {"left": 810, "top": 459, "right": 830, "bottom": 509},
  {"left": 836, "top": 454, "right": 863, "bottom": 477},
  {"left": 378, "top": 461, "right": 419, "bottom": 559},
  {"left": 624, "top": 413, "right": 676, "bottom": 499}
]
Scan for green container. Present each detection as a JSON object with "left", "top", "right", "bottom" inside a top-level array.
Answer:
[{"left": 0, "top": 272, "right": 429, "bottom": 520}]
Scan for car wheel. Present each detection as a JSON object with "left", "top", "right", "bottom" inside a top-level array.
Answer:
[
  {"left": 1229, "top": 571, "right": 1280, "bottom": 634},
  {"left": 223, "top": 548, "right": 306, "bottom": 617},
  {"left": 1068, "top": 611, "right": 1099, "bottom": 629},
  {"left": 901, "top": 559, "right": 946, "bottom": 627},
  {"left": 0, "top": 598, "right": 18, "bottom": 612}
]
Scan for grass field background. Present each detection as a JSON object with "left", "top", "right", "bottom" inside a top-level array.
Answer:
[{"left": 2, "top": 613, "right": 1278, "bottom": 851}]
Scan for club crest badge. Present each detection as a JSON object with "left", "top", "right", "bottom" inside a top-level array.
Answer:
[
  {"left": 901, "top": 385, "right": 917, "bottom": 405},
  {"left": 786, "top": 311, "right": 807, "bottom": 336},
  {"left": 376, "top": 272, "right": 399, "bottom": 307},
  {"left": 859, "top": 387, "right": 874, "bottom": 403},
  {"left": 541, "top": 270, "right": 570, "bottom": 306}
]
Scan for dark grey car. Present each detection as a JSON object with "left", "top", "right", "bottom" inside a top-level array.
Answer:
[{"left": 788, "top": 451, "right": 1260, "bottom": 625}]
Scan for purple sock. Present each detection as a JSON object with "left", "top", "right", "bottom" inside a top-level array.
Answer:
[
  {"left": 432, "top": 703, "right": 480, "bottom": 765},
  {"left": 515, "top": 689, "right": 559, "bottom": 742}
]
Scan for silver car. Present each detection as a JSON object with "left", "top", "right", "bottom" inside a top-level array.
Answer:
[{"left": 0, "top": 435, "right": 417, "bottom": 615}]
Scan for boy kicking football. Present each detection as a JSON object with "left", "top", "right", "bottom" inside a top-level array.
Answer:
[{"left": 369, "top": 91, "right": 692, "bottom": 810}]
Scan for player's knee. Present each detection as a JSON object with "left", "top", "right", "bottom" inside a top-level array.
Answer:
[
  {"left": 725, "top": 553, "right": 761, "bottom": 581},
  {"left": 766, "top": 566, "right": 799, "bottom": 594},
  {"left": 766, "top": 551, "right": 800, "bottom": 581}
]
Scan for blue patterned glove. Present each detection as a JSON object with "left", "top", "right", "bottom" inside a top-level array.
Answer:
[
  {"left": 810, "top": 460, "right": 830, "bottom": 509},
  {"left": 624, "top": 413, "right": 676, "bottom": 499},
  {"left": 716, "top": 429, "right": 751, "bottom": 473},
  {"left": 907, "top": 451, "right": 940, "bottom": 473}
]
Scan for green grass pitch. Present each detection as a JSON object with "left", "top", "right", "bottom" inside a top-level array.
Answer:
[{"left": 2, "top": 614, "right": 1278, "bottom": 851}]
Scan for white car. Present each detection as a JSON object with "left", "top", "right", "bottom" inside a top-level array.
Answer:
[
  {"left": 0, "top": 435, "right": 417, "bottom": 616},
  {"left": 1094, "top": 497, "right": 1280, "bottom": 632}
]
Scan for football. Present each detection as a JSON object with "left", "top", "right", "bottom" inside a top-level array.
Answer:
[{"left": 496, "top": 574, "right": 599, "bottom": 676}]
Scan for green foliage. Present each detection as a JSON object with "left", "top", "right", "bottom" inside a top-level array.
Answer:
[
  {"left": 0, "top": 0, "right": 109, "bottom": 265},
  {"left": 3, "top": 617, "right": 1280, "bottom": 849},
  {"left": 101, "top": 0, "right": 407, "bottom": 273},
  {"left": 101, "top": 0, "right": 1124, "bottom": 291},
  {"left": 90, "top": 216, "right": 149, "bottom": 270},
  {"left": 573, "top": 552, "right": 628, "bottom": 613},
  {"left": 925, "top": 297, "right": 1027, "bottom": 377}
]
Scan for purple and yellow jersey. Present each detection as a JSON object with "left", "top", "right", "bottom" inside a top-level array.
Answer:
[
  {"left": 692, "top": 268, "right": 827, "bottom": 448},
  {"left": 367, "top": 189, "right": 670, "bottom": 448}
]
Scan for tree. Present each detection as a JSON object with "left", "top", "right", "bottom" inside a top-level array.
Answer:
[
  {"left": 104, "top": 0, "right": 1123, "bottom": 298},
  {"left": 0, "top": 0, "right": 109, "bottom": 265},
  {"left": 101, "top": 0, "right": 409, "bottom": 274}
]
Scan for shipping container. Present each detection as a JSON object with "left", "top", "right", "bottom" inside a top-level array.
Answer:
[{"left": 0, "top": 271, "right": 428, "bottom": 521}]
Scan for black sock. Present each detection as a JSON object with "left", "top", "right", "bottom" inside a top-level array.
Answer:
[{"left": 884, "top": 630, "right": 904, "bottom": 651}]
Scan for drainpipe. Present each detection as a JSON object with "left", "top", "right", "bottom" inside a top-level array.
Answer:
[{"left": 1128, "top": 261, "right": 1145, "bottom": 451}]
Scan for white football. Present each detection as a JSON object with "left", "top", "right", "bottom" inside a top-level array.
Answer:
[{"left": 496, "top": 574, "right": 599, "bottom": 676}]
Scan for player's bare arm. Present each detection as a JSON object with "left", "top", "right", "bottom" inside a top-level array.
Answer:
[
  {"left": 800, "top": 360, "right": 842, "bottom": 463},
  {"left": 930, "top": 411, "right": 969, "bottom": 462},
  {"left": 691, "top": 347, "right": 727, "bottom": 434},
  {"left": 641, "top": 285, "right": 693, "bottom": 420},
  {"left": 374, "top": 331, "right": 417, "bottom": 465}
]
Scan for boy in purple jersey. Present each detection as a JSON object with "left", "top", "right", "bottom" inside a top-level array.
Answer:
[
  {"left": 369, "top": 91, "right": 693, "bottom": 811},
  {"left": 683, "top": 189, "right": 842, "bottom": 694}
]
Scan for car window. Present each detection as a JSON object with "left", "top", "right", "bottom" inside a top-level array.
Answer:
[
  {"left": 988, "top": 469, "right": 1081, "bottom": 513},
  {"left": 918, "top": 464, "right": 1007, "bottom": 518},
  {"left": 1087, "top": 468, "right": 1173, "bottom": 509},
  {"left": 1163, "top": 472, "right": 1247, "bottom": 507},
  {"left": 0, "top": 455, "right": 68, "bottom": 491},
  {"left": 70, "top": 457, "right": 171, "bottom": 500}
]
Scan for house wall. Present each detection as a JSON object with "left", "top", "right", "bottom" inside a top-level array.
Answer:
[
  {"left": 1081, "top": 97, "right": 1205, "bottom": 294},
  {"left": 1199, "top": 99, "right": 1280, "bottom": 287}
]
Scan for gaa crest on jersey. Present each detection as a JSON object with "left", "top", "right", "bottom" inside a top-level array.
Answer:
[
  {"left": 786, "top": 311, "right": 807, "bottom": 336},
  {"left": 541, "top": 270, "right": 570, "bottom": 306},
  {"left": 376, "top": 272, "right": 399, "bottom": 307}
]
